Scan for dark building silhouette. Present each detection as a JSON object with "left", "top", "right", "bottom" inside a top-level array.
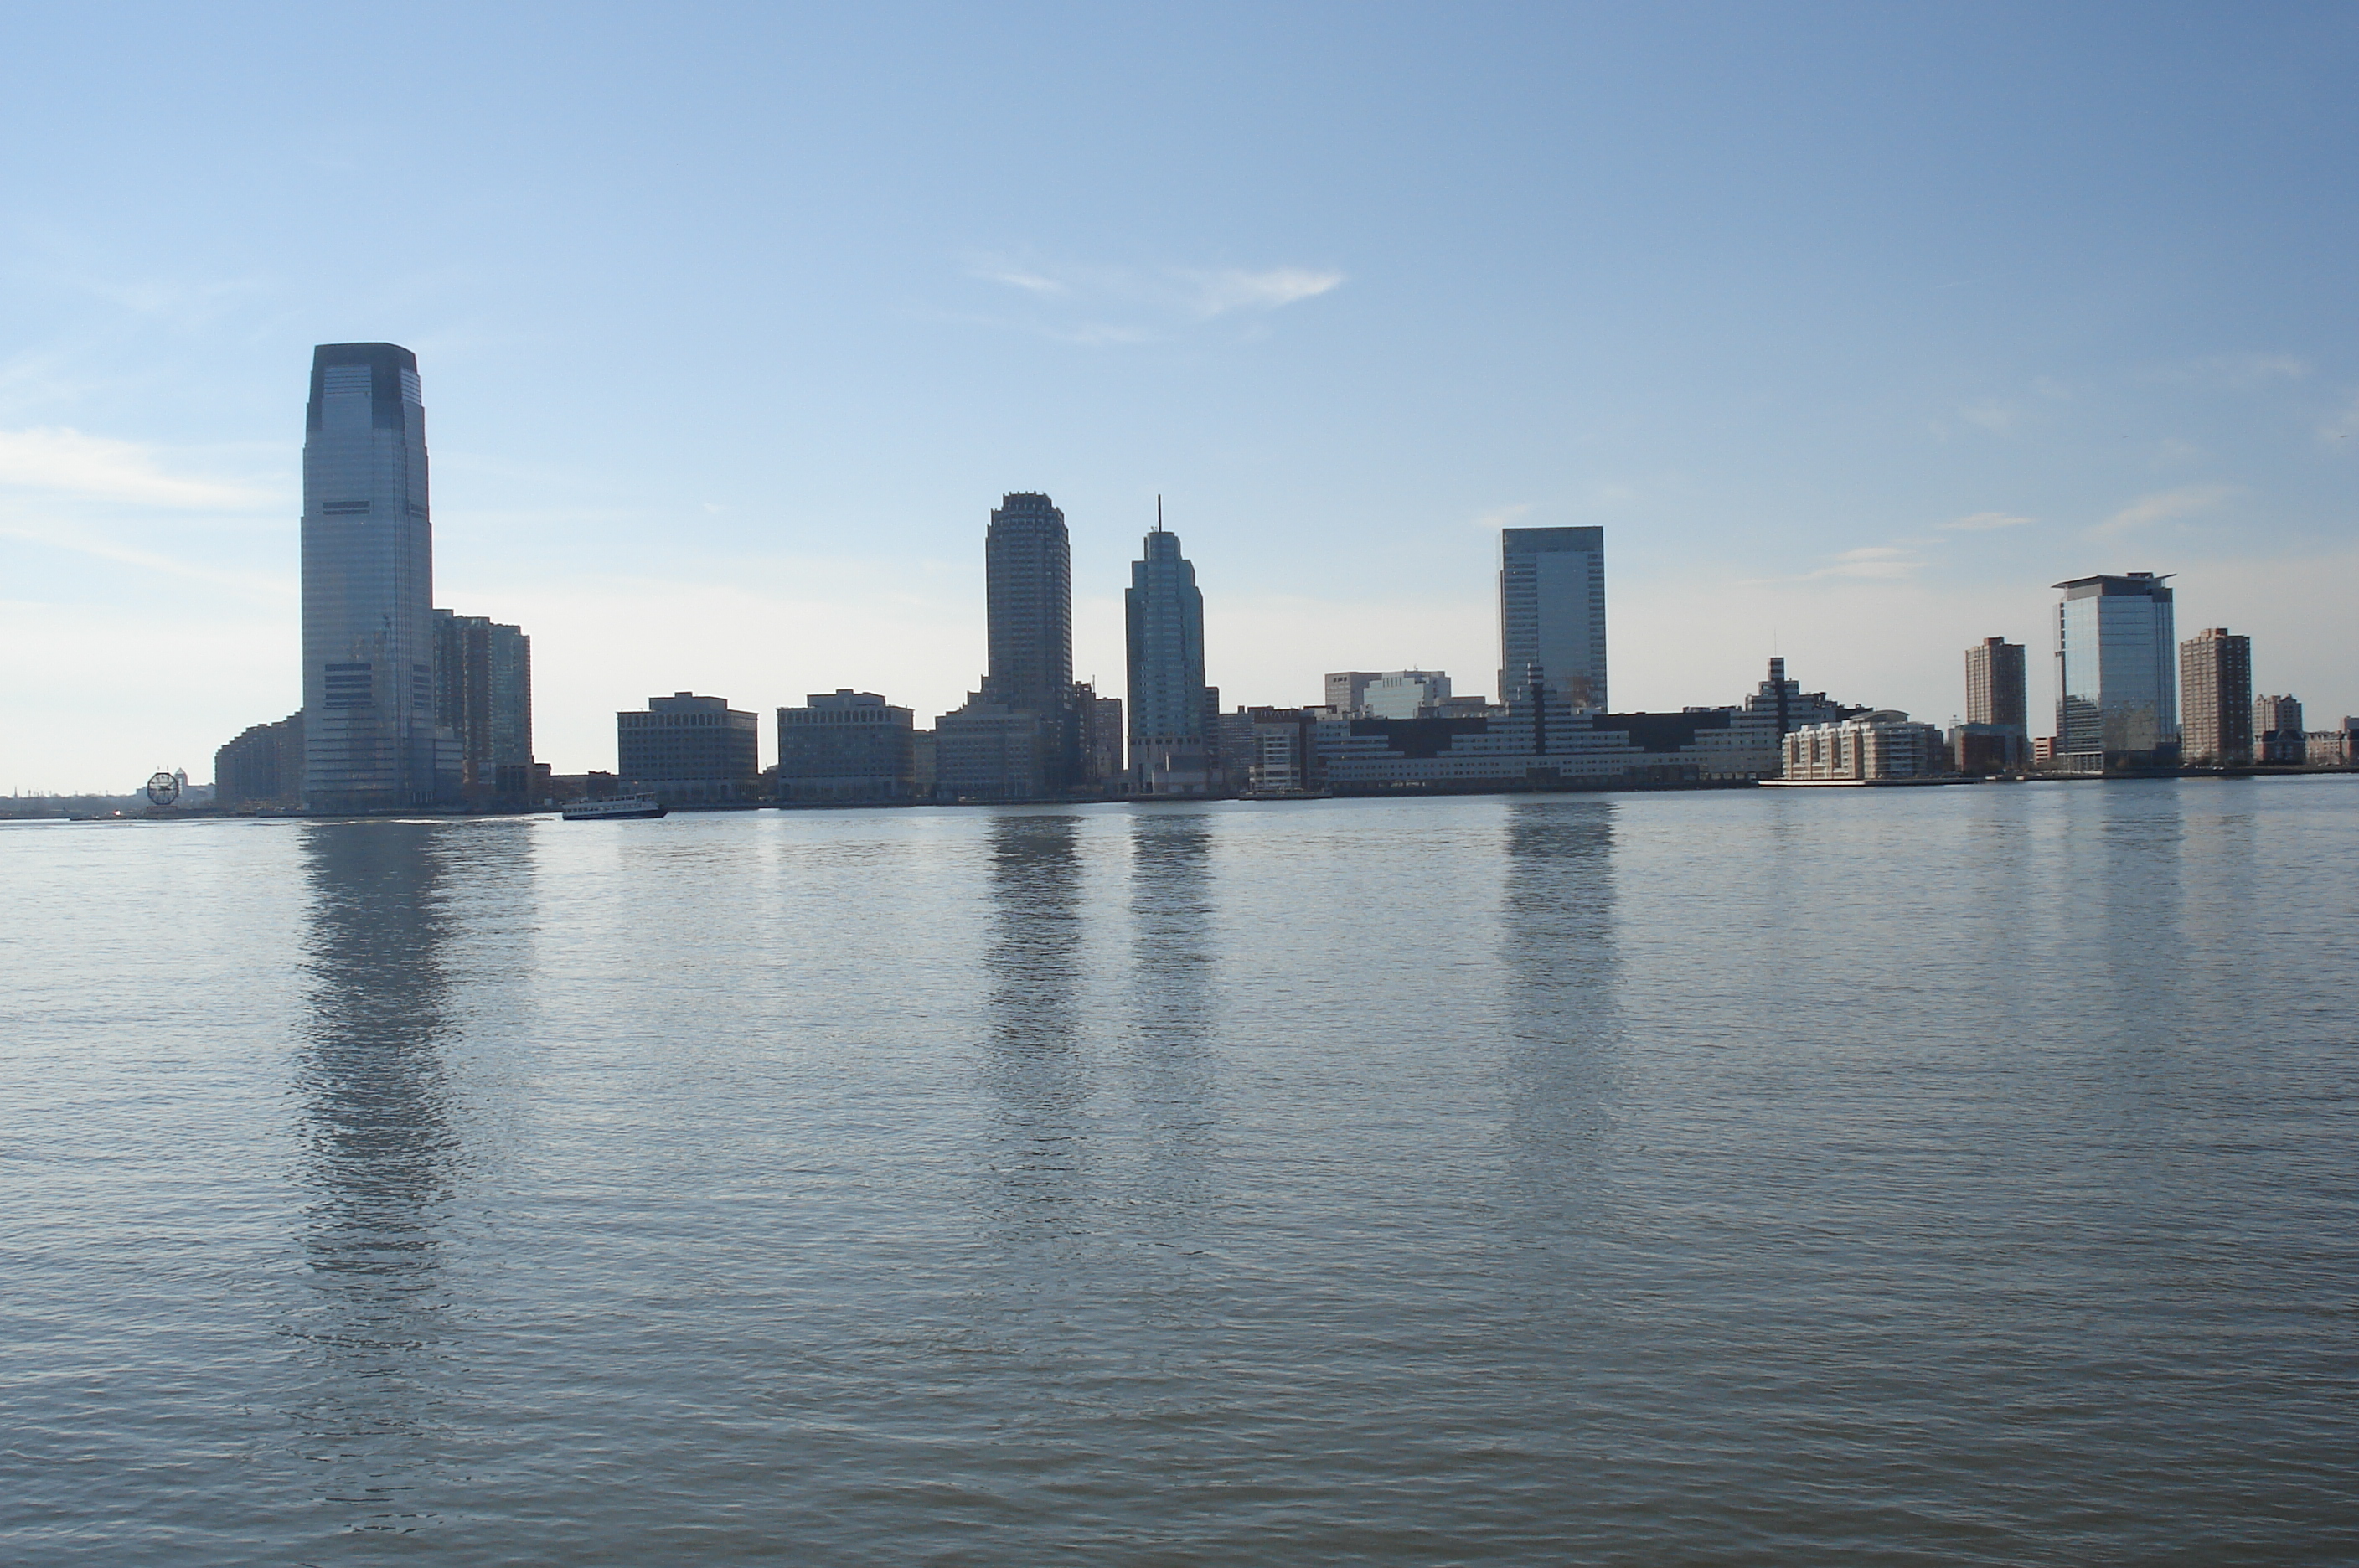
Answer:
[
  {"left": 1127, "top": 518, "right": 1210, "bottom": 794},
  {"left": 431, "top": 610, "right": 533, "bottom": 805},
  {"left": 618, "top": 693, "right": 760, "bottom": 803},
  {"left": 777, "top": 689, "right": 917, "bottom": 803},
  {"left": 215, "top": 711, "right": 305, "bottom": 807},
  {"left": 938, "top": 493, "right": 1082, "bottom": 800}
]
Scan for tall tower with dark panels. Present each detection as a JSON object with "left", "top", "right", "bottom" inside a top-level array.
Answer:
[
  {"left": 299, "top": 343, "right": 456, "bottom": 811},
  {"left": 1125, "top": 510, "right": 1210, "bottom": 793},
  {"left": 976, "top": 491, "right": 1078, "bottom": 791},
  {"left": 981, "top": 493, "right": 1074, "bottom": 713},
  {"left": 1500, "top": 526, "right": 1607, "bottom": 709}
]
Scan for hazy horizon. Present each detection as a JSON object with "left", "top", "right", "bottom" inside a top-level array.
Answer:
[{"left": 3, "top": 3, "right": 2355, "bottom": 790}]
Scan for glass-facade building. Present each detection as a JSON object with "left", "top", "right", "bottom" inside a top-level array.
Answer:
[
  {"left": 432, "top": 610, "right": 534, "bottom": 803},
  {"left": 1125, "top": 525, "right": 1210, "bottom": 793},
  {"left": 1500, "top": 526, "right": 1607, "bottom": 710},
  {"left": 300, "top": 342, "right": 457, "bottom": 811},
  {"left": 2054, "top": 573, "right": 2178, "bottom": 770}
]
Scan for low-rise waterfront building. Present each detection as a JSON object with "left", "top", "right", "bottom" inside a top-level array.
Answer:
[
  {"left": 2254, "top": 694, "right": 2305, "bottom": 764},
  {"left": 1783, "top": 712, "right": 1950, "bottom": 781},
  {"left": 618, "top": 692, "right": 761, "bottom": 803},
  {"left": 1312, "top": 659, "right": 1862, "bottom": 792},
  {"left": 777, "top": 689, "right": 917, "bottom": 803},
  {"left": 1950, "top": 722, "right": 2027, "bottom": 776},
  {"left": 934, "top": 699, "right": 1059, "bottom": 802}
]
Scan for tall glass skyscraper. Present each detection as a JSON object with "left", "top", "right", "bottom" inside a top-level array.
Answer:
[
  {"left": 2054, "top": 572, "right": 2178, "bottom": 770},
  {"left": 1125, "top": 516, "right": 1209, "bottom": 793},
  {"left": 1499, "top": 526, "right": 1607, "bottom": 709},
  {"left": 299, "top": 343, "right": 457, "bottom": 811}
]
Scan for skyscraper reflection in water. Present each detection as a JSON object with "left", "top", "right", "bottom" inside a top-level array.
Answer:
[
  {"left": 1122, "top": 809, "right": 1219, "bottom": 1221},
  {"left": 1498, "top": 799, "right": 1621, "bottom": 1211},
  {"left": 283, "top": 822, "right": 466, "bottom": 1530},
  {"left": 978, "top": 812, "right": 1091, "bottom": 1242}
]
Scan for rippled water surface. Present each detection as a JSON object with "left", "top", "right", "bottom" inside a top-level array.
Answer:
[{"left": 4, "top": 781, "right": 2356, "bottom": 1565}]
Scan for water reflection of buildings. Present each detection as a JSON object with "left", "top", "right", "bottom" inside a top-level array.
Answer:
[
  {"left": 978, "top": 813, "right": 1092, "bottom": 1239},
  {"left": 286, "top": 821, "right": 467, "bottom": 1525},
  {"left": 1123, "top": 810, "right": 1219, "bottom": 1215},
  {"left": 1498, "top": 800, "right": 1621, "bottom": 1205}
]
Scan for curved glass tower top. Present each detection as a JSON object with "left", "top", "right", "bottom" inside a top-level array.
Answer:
[{"left": 299, "top": 342, "right": 442, "bottom": 811}]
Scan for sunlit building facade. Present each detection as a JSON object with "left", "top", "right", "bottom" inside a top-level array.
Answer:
[
  {"left": 300, "top": 342, "right": 460, "bottom": 810},
  {"left": 2054, "top": 572, "right": 2177, "bottom": 771},
  {"left": 1500, "top": 526, "right": 1607, "bottom": 711}
]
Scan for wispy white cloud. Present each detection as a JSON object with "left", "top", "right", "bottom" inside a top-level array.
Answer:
[
  {"left": 1176, "top": 266, "right": 1345, "bottom": 317},
  {"left": 959, "top": 255, "right": 1345, "bottom": 344},
  {"left": 1751, "top": 545, "right": 1926, "bottom": 585},
  {"left": 1814, "top": 545, "right": 1922, "bottom": 580},
  {"left": 2157, "top": 352, "right": 2310, "bottom": 389},
  {"left": 2093, "top": 484, "right": 2236, "bottom": 539},
  {"left": 1468, "top": 502, "right": 1533, "bottom": 532},
  {"left": 1941, "top": 510, "right": 2035, "bottom": 532},
  {"left": 0, "top": 427, "right": 269, "bottom": 508},
  {"left": 1959, "top": 400, "right": 2020, "bottom": 435},
  {"left": 0, "top": 520, "right": 292, "bottom": 596}
]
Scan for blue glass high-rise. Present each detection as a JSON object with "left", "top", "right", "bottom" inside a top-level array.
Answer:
[
  {"left": 1125, "top": 514, "right": 1209, "bottom": 794},
  {"left": 1500, "top": 527, "right": 1607, "bottom": 710},
  {"left": 299, "top": 343, "right": 458, "bottom": 811},
  {"left": 2054, "top": 572, "right": 2178, "bottom": 770}
]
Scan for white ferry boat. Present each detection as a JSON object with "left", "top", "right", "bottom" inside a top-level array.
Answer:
[{"left": 560, "top": 794, "right": 668, "bottom": 821}]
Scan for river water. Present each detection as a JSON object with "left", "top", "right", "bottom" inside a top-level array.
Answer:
[{"left": 3, "top": 781, "right": 2354, "bottom": 1565}]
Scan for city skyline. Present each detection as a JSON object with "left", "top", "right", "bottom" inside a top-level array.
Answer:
[{"left": 3, "top": 8, "right": 2356, "bottom": 789}]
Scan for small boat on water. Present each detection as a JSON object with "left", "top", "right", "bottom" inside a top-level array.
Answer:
[{"left": 561, "top": 794, "right": 668, "bottom": 821}]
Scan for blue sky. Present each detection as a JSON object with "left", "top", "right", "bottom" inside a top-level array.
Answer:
[{"left": 3, "top": 3, "right": 2354, "bottom": 788}]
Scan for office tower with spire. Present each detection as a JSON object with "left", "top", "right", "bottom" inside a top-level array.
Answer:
[
  {"left": 300, "top": 342, "right": 459, "bottom": 811},
  {"left": 2178, "top": 627, "right": 2253, "bottom": 765},
  {"left": 1500, "top": 526, "right": 1607, "bottom": 710},
  {"left": 1125, "top": 503, "right": 1210, "bottom": 793},
  {"left": 935, "top": 492, "right": 1081, "bottom": 799},
  {"left": 2054, "top": 571, "right": 2178, "bottom": 771}
]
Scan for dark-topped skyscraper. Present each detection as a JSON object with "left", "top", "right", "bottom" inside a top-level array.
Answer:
[
  {"left": 981, "top": 493, "right": 1073, "bottom": 714},
  {"left": 300, "top": 343, "right": 457, "bottom": 811},
  {"left": 935, "top": 493, "right": 1082, "bottom": 800},
  {"left": 1500, "top": 526, "right": 1607, "bottom": 710},
  {"left": 1126, "top": 513, "right": 1210, "bottom": 794}
]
